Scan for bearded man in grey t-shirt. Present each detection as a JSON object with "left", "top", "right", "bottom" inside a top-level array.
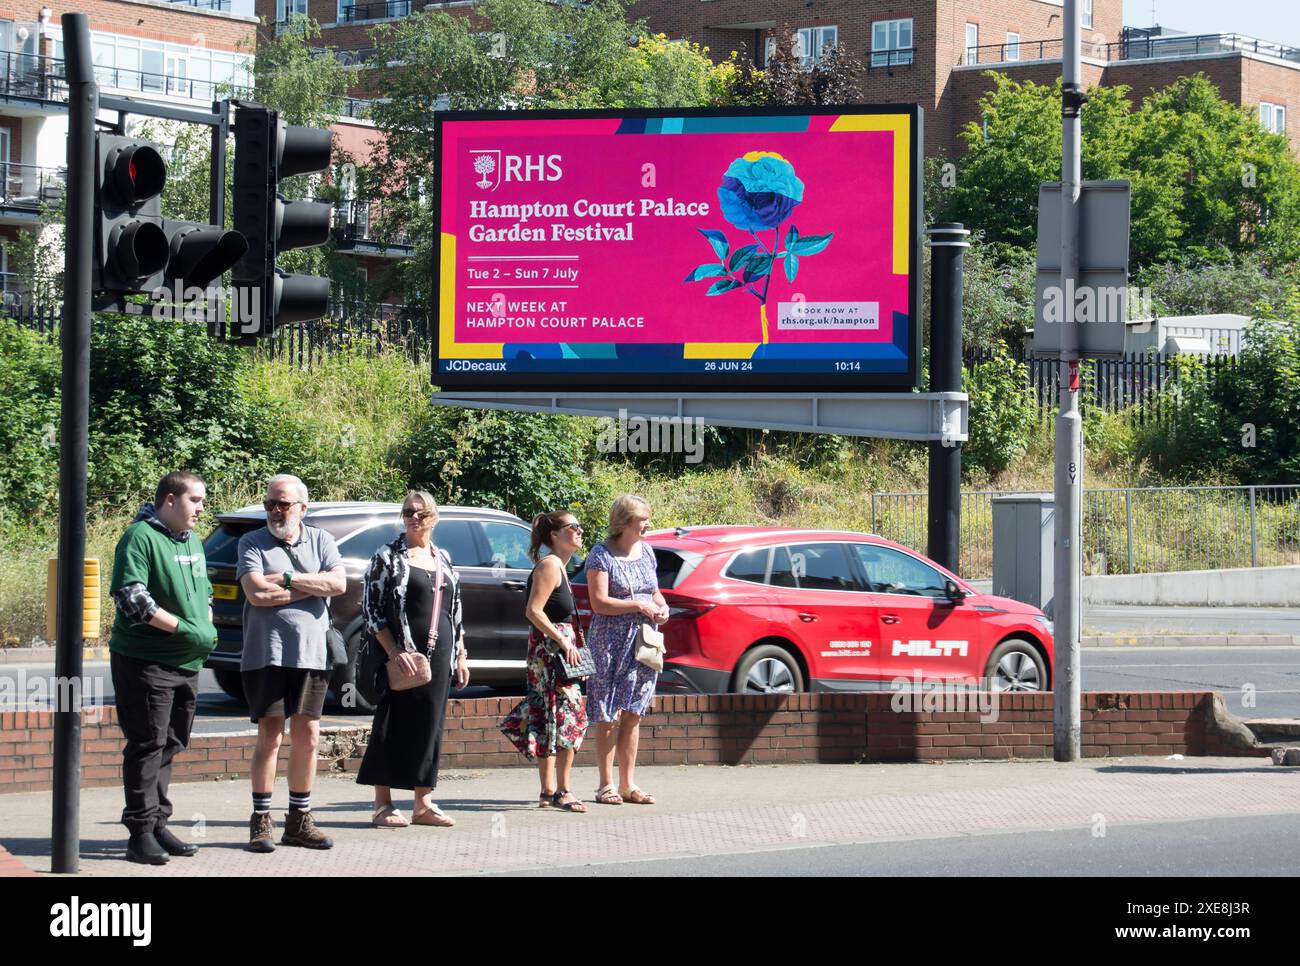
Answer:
[{"left": 236, "top": 474, "right": 346, "bottom": 853}]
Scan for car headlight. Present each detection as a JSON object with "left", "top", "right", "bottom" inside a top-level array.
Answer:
[{"left": 1032, "top": 614, "right": 1053, "bottom": 635}]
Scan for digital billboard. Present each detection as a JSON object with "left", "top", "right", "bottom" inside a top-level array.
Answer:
[{"left": 433, "top": 106, "right": 923, "bottom": 392}]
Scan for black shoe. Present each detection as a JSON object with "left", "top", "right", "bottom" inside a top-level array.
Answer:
[
  {"left": 126, "top": 832, "right": 170, "bottom": 866},
  {"left": 154, "top": 825, "right": 198, "bottom": 857}
]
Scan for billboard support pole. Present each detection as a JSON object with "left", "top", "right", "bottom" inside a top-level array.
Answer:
[
  {"left": 1054, "top": 0, "right": 1085, "bottom": 761},
  {"left": 926, "top": 223, "right": 968, "bottom": 574},
  {"left": 53, "top": 11, "right": 96, "bottom": 874}
]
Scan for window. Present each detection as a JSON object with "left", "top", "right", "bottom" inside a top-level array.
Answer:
[
  {"left": 781, "top": 543, "right": 861, "bottom": 592},
  {"left": 140, "top": 43, "right": 164, "bottom": 93},
  {"left": 797, "top": 26, "right": 838, "bottom": 68},
  {"left": 854, "top": 545, "right": 949, "bottom": 598},
  {"left": 725, "top": 547, "right": 771, "bottom": 585},
  {"left": 965, "top": 23, "right": 979, "bottom": 65},
  {"left": 1006, "top": 32, "right": 1021, "bottom": 61},
  {"left": 481, "top": 522, "right": 532, "bottom": 571},
  {"left": 1261, "top": 102, "right": 1287, "bottom": 135},
  {"left": 277, "top": 0, "right": 307, "bottom": 21},
  {"left": 871, "top": 18, "right": 913, "bottom": 67},
  {"left": 1082, "top": 0, "right": 1094, "bottom": 30}
]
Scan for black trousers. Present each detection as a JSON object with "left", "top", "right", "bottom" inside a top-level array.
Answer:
[{"left": 111, "top": 652, "right": 199, "bottom": 835}]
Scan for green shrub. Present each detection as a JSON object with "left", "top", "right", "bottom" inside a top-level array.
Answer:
[
  {"left": 964, "top": 341, "right": 1035, "bottom": 477},
  {"left": 399, "top": 406, "right": 595, "bottom": 518},
  {"left": 0, "top": 321, "right": 61, "bottom": 520}
]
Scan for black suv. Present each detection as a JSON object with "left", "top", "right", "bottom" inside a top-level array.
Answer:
[{"left": 202, "top": 502, "right": 535, "bottom": 711}]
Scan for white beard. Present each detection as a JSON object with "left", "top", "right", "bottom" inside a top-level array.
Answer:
[{"left": 267, "top": 518, "right": 298, "bottom": 541}]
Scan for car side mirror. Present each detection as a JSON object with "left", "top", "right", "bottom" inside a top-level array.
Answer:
[{"left": 945, "top": 579, "right": 966, "bottom": 602}]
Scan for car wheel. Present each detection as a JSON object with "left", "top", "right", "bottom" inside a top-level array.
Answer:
[
  {"left": 330, "top": 633, "right": 377, "bottom": 714},
  {"left": 732, "top": 644, "right": 805, "bottom": 695},
  {"left": 984, "top": 638, "right": 1048, "bottom": 692},
  {"left": 212, "top": 668, "right": 246, "bottom": 703}
]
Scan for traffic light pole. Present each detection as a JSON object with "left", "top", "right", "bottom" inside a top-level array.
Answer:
[
  {"left": 1053, "top": 0, "right": 1084, "bottom": 761},
  {"left": 53, "top": 11, "right": 96, "bottom": 875},
  {"left": 926, "top": 223, "right": 968, "bottom": 575}
]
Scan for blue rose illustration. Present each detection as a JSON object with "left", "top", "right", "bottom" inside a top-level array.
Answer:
[
  {"left": 684, "top": 150, "right": 832, "bottom": 344},
  {"left": 717, "top": 151, "right": 806, "bottom": 231}
]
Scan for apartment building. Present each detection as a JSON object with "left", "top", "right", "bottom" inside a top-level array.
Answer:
[
  {"left": 0, "top": 0, "right": 259, "bottom": 301},
  {"left": 630, "top": 1, "right": 1300, "bottom": 156}
]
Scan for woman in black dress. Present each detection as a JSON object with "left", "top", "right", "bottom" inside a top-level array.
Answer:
[{"left": 357, "top": 491, "right": 469, "bottom": 828}]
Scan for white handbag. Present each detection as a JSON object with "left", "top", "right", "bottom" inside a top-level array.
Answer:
[{"left": 635, "top": 622, "right": 665, "bottom": 672}]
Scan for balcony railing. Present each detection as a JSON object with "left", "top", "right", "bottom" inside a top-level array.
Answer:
[
  {"left": 333, "top": 200, "right": 413, "bottom": 251},
  {"left": 0, "top": 163, "right": 66, "bottom": 211},
  {"left": 164, "top": 0, "right": 233, "bottom": 11},
  {"left": 868, "top": 48, "right": 915, "bottom": 68},
  {"left": 962, "top": 32, "right": 1300, "bottom": 67},
  {"left": 0, "top": 51, "right": 375, "bottom": 119},
  {"left": 340, "top": 0, "right": 415, "bottom": 22}
]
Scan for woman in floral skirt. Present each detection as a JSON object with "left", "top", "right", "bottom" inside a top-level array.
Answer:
[
  {"left": 584, "top": 494, "right": 669, "bottom": 806},
  {"left": 499, "top": 510, "right": 589, "bottom": 812}
]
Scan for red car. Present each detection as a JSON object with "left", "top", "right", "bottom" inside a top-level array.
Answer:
[{"left": 572, "top": 527, "right": 1054, "bottom": 695}]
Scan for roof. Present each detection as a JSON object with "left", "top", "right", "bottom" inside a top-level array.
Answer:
[
  {"left": 216, "top": 501, "right": 525, "bottom": 523},
  {"left": 648, "top": 525, "right": 884, "bottom": 549}
]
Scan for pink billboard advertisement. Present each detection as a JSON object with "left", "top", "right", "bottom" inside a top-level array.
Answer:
[{"left": 434, "top": 107, "right": 922, "bottom": 391}]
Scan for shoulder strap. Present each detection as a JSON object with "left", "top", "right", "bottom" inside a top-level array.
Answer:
[
  {"left": 558, "top": 564, "right": 585, "bottom": 648},
  {"left": 426, "top": 548, "right": 446, "bottom": 650}
]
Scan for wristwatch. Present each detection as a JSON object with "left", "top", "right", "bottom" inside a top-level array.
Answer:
[{"left": 282, "top": 571, "right": 293, "bottom": 589}]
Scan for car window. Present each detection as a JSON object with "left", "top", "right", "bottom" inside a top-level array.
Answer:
[
  {"left": 724, "top": 547, "right": 770, "bottom": 584},
  {"left": 202, "top": 521, "right": 263, "bottom": 567},
  {"left": 855, "top": 544, "right": 949, "bottom": 598},
  {"left": 653, "top": 548, "right": 689, "bottom": 588},
  {"left": 334, "top": 519, "right": 483, "bottom": 567},
  {"left": 769, "top": 546, "right": 798, "bottom": 588},
  {"left": 786, "top": 542, "right": 861, "bottom": 592},
  {"left": 481, "top": 522, "right": 532, "bottom": 570}
]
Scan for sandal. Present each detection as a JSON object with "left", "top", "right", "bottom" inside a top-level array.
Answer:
[
  {"left": 620, "top": 785, "right": 656, "bottom": 805},
  {"left": 412, "top": 805, "right": 456, "bottom": 827},
  {"left": 594, "top": 783, "right": 623, "bottom": 805},
  {"left": 371, "top": 804, "right": 409, "bottom": 828},
  {"left": 539, "top": 790, "right": 557, "bottom": 808},
  {"left": 551, "top": 790, "right": 588, "bottom": 813}
]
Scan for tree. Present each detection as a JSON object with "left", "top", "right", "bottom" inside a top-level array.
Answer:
[
  {"left": 948, "top": 73, "right": 1300, "bottom": 269},
  {"left": 730, "top": 30, "right": 862, "bottom": 107},
  {"left": 365, "top": 0, "right": 737, "bottom": 309}
]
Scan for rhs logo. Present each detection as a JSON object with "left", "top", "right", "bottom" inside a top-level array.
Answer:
[{"left": 472, "top": 151, "right": 501, "bottom": 191}]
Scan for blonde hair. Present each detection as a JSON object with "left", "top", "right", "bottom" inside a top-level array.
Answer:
[
  {"left": 607, "top": 494, "right": 650, "bottom": 539},
  {"left": 402, "top": 489, "right": 438, "bottom": 520}
]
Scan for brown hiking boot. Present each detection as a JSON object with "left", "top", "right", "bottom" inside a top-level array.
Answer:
[
  {"left": 248, "top": 811, "right": 275, "bottom": 853},
  {"left": 282, "top": 809, "right": 333, "bottom": 850}
]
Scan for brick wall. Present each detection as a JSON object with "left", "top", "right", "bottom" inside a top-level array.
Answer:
[
  {"left": 0, "top": 690, "right": 1268, "bottom": 793},
  {"left": 0, "top": 1, "right": 257, "bottom": 52}
]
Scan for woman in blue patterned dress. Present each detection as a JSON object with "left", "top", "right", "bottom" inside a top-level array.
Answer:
[{"left": 585, "top": 494, "right": 669, "bottom": 805}]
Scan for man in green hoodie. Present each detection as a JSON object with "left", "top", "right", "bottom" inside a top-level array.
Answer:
[{"left": 109, "top": 470, "right": 219, "bottom": 865}]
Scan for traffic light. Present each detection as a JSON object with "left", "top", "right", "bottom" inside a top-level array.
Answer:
[
  {"left": 231, "top": 105, "right": 334, "bottom": 341},
  {"left": 94, "top": 133, "right": 248, "bottom": 298}
]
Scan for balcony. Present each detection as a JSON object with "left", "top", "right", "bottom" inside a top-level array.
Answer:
[
  {"left": 868, "top": 48, "right": 916, "bottom": 69},
  {"left": 333, "top": 200, "right": 414, "bottom": 257},
  {"left": 340, "top": 1, "right": 416, "bottom": 23},
  {"left": 0, "top": 163, "right": 66, "bottom": 218},
  {"left": 1, "top": 49, "right": 66, "bottom": 102},
  {"left": 163, "top": 0, "right": 234, "bottom": 11},
  {"left": 959, "top": 32, "right": 1300, "bottom": 67}
]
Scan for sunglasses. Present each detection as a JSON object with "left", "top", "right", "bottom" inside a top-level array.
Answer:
[
  {"left": 402, "top": 509, "right": 435, "bottom": 520},
  {"left": 264, "top": 500, "right": 300, "bottom": 512},
  {"left": 561, "top": 522, "right": 583, "bottom": 532}
]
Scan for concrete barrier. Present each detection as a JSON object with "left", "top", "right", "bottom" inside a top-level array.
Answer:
[
  {"left": 973, "top": 566, "right": 1300, "bottom": 607},
  {"left": 1082, "top": 565, "right": 1300, "bottom": 607}
]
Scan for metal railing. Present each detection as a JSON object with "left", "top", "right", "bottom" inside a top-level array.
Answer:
[
  {"left": 333, "top": 200, "right": 413, "bottom": 248},
  {"left": 869, "top": 486, "right": 1300, "bottom": 580},
  {"left": 0, "top": 163, "right": 66, "bottom": 210},
  {"left": 340, "top": 0, "right": 415, "bottom": 22},
  {"left": 963, "top": 32, "right": 1300, "bottom": 66},
  {"left": 868, "top": 48, "right": 915, "bottom": 68},
  {"left": 164, "top": 0, "right": 233, "bottom": 10},
  {"left": 0, "top": 50, "right": 375, "bottom": 119}
]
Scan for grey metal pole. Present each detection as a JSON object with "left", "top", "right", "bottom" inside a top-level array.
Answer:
[
  {"left": 927, "top": 223, "right": 969, "bottom": 574},
  {"left": 53, "top": 11, "right": 96, "bottom": 874},
  {"left": 1053, "top": 0, "right": 1085, "bottom": 762}
]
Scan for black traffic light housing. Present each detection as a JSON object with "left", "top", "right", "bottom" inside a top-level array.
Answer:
[
  {"left": 231, "top": 105, "right": 333, "bottom": 342},
  {"left": 94, "top": 132, "right": 247, "bottom": 299}
]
